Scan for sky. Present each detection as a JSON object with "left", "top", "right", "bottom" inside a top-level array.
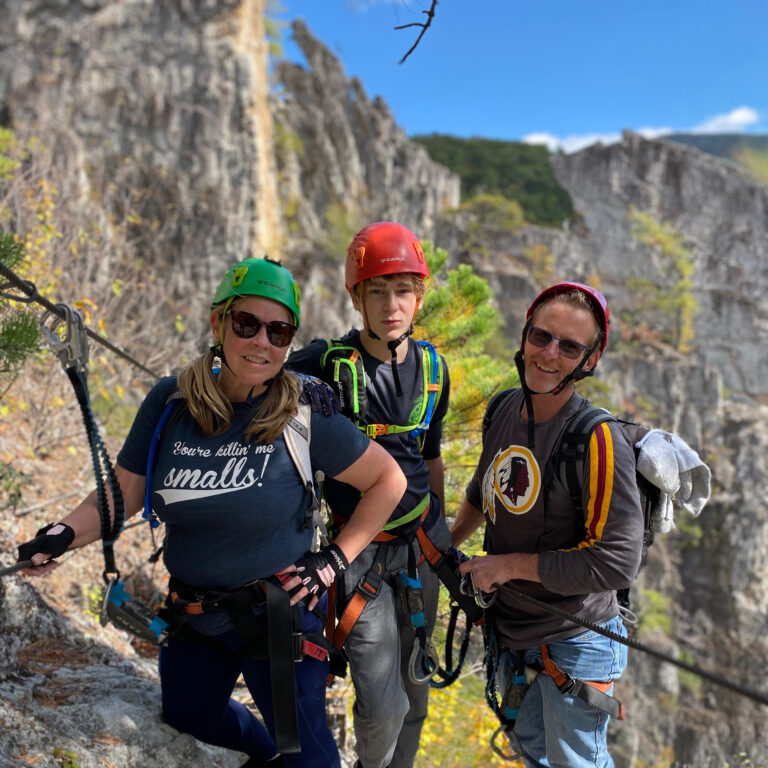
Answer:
[{"left": 276, "top": 0, "right": 768, "bottom": 152}]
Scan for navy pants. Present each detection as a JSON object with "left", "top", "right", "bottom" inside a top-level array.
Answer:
[{"left": 159, "top": 607, "right": 340, "bottom": 767}]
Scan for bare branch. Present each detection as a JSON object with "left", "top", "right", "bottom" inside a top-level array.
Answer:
[{"left": 396, "top": 0, "right": 438, "bottom": 64}]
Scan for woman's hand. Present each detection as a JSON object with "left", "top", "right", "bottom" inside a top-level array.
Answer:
[
  {"left": 276, "top": 543, "right": 349, "bottom": 610},
  {"left": 16, "top": 523, "right": 75, "bottom": 577}
]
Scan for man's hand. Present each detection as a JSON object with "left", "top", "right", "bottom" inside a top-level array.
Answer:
[
  {"left": 458, "top": 552, "right": 541, "bottom": 591},
  {"left": 276, "top": 543, "right": 349, "bottom": 610}
]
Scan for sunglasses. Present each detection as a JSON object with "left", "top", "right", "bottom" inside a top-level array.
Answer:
[
  {"left": 228, "top": 310, "right": 297, "bottom": 348},
  {"left": 527, "top": 325, "right": 588, "bottom": 360}
]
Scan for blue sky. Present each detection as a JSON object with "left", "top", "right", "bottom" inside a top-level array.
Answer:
[{"left": 276, "top": 0, "right": 767, "bottom": 152}]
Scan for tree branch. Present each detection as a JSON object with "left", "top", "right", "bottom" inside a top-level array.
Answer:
[{"left": 396, "top": 0, "right": 438, "bottom": 64}]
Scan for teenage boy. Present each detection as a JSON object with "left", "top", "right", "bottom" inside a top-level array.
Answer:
[{"left": 288, "top": 221, "right": 451, "bottom": 768}]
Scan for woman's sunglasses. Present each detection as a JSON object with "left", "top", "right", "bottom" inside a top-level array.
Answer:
[
  {"left": 228, "top": 310, "right": 297, "bottom": 348},
  {"left": 527, "top": 325, "right": 588, "bottom": 360}
]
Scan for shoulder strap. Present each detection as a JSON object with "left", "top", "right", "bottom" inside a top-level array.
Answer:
[
  {"left": 284, "top": 402, "right": 312, "bottom": 489},
  {"left": 557, "top": 405, "right": 615, "bottom": 512},
  {"left": 143, "top": 390, "right": 185, "bottom": 528},
  {"left": 284, "top": 403, "right": 327, "bottom": 548},
  {"left": 482, "top": 388, "right": 517, "bottom": 445}
]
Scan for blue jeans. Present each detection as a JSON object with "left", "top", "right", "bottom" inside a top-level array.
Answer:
[
  {"left": 159, "top": 600, "right": 340, "bottom": 768},
  {"left": 497, "top": 616, "right": 628, "bottom": 768}
]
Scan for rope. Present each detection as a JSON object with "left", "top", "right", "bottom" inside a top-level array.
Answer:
[
  {"left": 0, "top": 261, "right": 161, "bottom": 380},
  {"left": 500, "top": 584, "right": 768, "bottom": 708}
]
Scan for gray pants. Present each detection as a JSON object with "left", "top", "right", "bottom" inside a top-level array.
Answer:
[{"left": 343, "top": 517, "right": 451, "bottom": 768}]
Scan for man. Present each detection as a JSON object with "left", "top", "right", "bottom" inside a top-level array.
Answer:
[
  {"left": 453, "top": 282, "right": 643, "bottom": 768},
  {"left": 288, "top": 221, "right": 451, "bottom": 768}
]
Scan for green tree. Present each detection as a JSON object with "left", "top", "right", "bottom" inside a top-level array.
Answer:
[
  {"left": 414, "top": 242, "right": 519, "bottom": 512},
  {"left": 412, "top": 133, "right": 573, "bottom": 227},
  {"left": 625, "top": 207, "right": 698, "bottom": 352},
  {"left": 0, "top": 234, "right": 41, "bottom": 387}
]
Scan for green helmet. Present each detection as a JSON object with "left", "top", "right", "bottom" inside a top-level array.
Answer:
[{"left": 211, "top": 257, "right": 301, "bottom": 326}]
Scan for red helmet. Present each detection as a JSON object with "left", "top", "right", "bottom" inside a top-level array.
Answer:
[
  {"left": 345, "top": 222, "right": 429, "bottom": 290},
  {"left": 524, "top": 281, "right": 610, "bottom": 356}
]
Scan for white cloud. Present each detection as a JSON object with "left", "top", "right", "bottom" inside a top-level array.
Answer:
[
  {"left": 521, "top": 106, "right": 761, "bottom": 154},
  {"left": 691, "top": 106, "right": 760, "bottom": 134},
  {"left": 522, "top": 131, "right": 622, "bottom": 153}
]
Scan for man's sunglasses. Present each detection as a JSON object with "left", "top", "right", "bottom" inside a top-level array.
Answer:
[
  {"left": 527, "top": 325, "right": 588, "bottom": 360},
  {"left": 228, "top": 310, "right": 297, "bottom": 348}
]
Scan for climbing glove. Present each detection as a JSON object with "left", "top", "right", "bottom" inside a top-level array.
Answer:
[
  {"left": 17, "top": 522, "right": 75, "bottom": 563},
  {"left": 297, "top": 374, "right": 340, "bottom": 417},
  {"left": 278, "top": 543, "right": 349, "bottom": 607}
]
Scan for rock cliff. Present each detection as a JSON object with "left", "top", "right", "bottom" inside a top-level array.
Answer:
[{"left": 1, "top": 3, "right": 766, "bottom": 767}]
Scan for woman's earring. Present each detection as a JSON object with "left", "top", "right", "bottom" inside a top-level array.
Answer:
[{"left": 211, "top": 343, "right": 223, "bottom": 376}]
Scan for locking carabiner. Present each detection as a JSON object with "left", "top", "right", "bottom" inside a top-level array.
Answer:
[{"left": 40, "top": 303, "right": 89, "bottom": 373}]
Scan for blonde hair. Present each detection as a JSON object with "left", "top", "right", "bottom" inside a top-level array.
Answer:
[
  {"left": 353, "top": 272, "right": 426, "bottom": 301},
  {"left": 177, "top": 304, "right": 301, "bottom": 445}
]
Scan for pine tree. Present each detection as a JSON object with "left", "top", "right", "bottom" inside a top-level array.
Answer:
[
  {"left": 414, "top": 242, "right": 519, "bottom": 511},
  {"left": 0, "top": 233, "right": 41, "bottom": 384}
]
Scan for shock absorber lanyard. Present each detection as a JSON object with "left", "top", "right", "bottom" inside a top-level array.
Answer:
[{"left": 41, "top": 304, "right": 125, "bottom": 580}]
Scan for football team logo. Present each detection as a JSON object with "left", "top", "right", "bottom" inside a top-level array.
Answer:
[{"left": 481, "top": 445, "right": 540, "bottom": 523}]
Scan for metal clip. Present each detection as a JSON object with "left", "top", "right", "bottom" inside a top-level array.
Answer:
[
  {"left": 40, "top": 304, "right": 88, "bottom": 373},
  {"left": 460, "top": 568, "right": 498, "bottom": 608},
  {"left": 407, "top": 637, "right": 439, "bottom": 685}
]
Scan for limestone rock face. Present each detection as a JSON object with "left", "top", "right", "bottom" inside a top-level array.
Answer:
[
  {"left": 272, "top": 21, "right": 460, "bottom": 342},
  {"left": 551, "top": 131, "right": 768, "bottom": 403},
  {"left": 274, "top": 20, "right": 460, "bottom": 254},
  {"left": 0, "top": 0, "right": 279, "bottom": 342}
]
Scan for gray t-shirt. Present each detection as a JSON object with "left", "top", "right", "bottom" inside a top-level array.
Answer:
[
  {"left": 118, "top": 377, "right": 370, "bottom": 591},
  {"left": 466, "top": 389, "right": 643, "bottom": 648}
]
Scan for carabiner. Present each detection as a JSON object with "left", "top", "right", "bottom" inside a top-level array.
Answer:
[
  {"left": 40, "top": 304, "right": 89, "bottom": 373},
  {"left": 460, "top": 569, "right": 498, "bottom": 608},
  {"left": 490, "top": 724, "right": 524, "bottom": 762},
  {"left": 407, "top": 637, "right": 439, "bottom": 685}
]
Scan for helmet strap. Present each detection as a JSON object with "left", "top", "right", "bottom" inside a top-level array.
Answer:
[
  {"left": 386, "top": 325, "right": 414, "bottom": 397},
  {"left": 549, "top": 341, "right": 598, "bottom": 395},
  {"left": 514, "top": 349, "right": 537, "bottom": 449}
]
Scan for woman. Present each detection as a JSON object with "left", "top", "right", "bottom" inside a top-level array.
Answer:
[{"left": 18, "top": 256, "right": 406, "bottom": 768}]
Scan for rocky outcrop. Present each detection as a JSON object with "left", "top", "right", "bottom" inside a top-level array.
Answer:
[
  {"left": 0, "top": 0, "right": 278, "bottom": 343},
  {"left": 273, "top": 20, "right": 460, "bottom": 255},
  {"left": 551, "top": 131, "right": 768, "bottom": 404}
]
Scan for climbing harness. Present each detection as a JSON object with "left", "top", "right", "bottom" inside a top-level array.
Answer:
[
  {"left": 326, "top": 494, "right": 484, "bottom": 690},
  {"left": 165, "top": 573, "right": 344, "bottom": 754},
  {"left": 319, "top": 336, "right": 444, "bottom": 450},
  {"left": 139, "top": 380, "right": 338, "bottom": 753}
]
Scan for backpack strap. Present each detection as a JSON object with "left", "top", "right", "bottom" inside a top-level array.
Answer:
[
  {"left": 482, "top": 388, "right": 517, "bottom": 445},
  {"left": 284, "top": 401, "right": 327, "bottom": 547},
  {"left": 320, "top": 337, "right": 445, "bottom": 450},
  {"left": 557, "top": 405, "right": 615, "bottom": 511}
]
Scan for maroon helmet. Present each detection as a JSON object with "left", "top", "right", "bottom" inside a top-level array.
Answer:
[{"left": 523, "top": 281, "right": 610, "bottom": 358}]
